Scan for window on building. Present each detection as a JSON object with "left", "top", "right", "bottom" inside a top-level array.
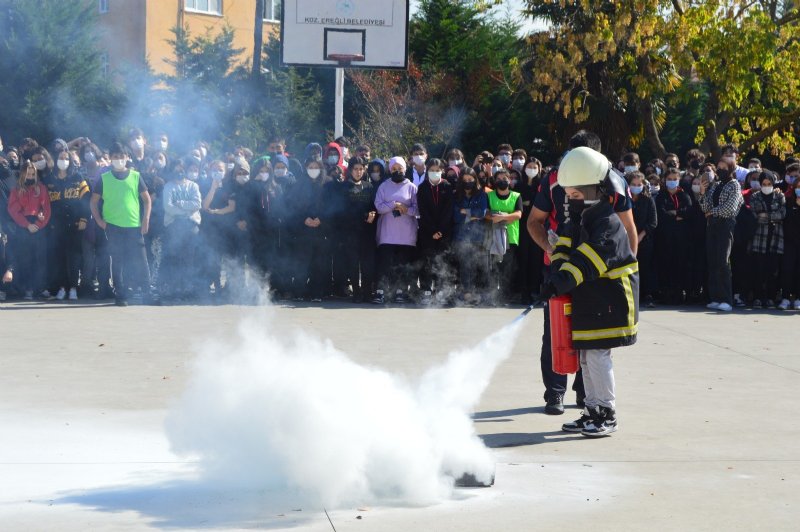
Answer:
[
  {"left": 98, "top": 0, "right": 108, "bottom": 14},
  {"left": 185, "top": 0, "right": 222, "bottom": 15},
  {"left": 263, "top": 0, "right": 281, "bottom": 21}
]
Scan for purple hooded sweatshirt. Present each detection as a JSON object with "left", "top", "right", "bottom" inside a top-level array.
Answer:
[{"left": 374, "top": 178, "right": 418, "bottom": 246}]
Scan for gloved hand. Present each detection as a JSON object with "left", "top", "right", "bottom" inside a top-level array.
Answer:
[{"left": 539, "top": 281, "right": 558, "bottom": 301}]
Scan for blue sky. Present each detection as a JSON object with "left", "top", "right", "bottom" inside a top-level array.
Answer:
[{"left": 409, "top": 0, "right": 544, "bottom": 35}]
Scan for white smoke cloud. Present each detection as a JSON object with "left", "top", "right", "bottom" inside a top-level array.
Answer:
[{"left": 165, "top": 308, "right": 521, "bottom": 509}]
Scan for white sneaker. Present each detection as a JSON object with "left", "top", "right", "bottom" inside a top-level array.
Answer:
[
  {"left": 706, "top": 302, "right": 720, "bottom": 309},
  {"left": 778, "top": 299, "right": 791, "bottom": 311},
  {"left": 55, "top": 287, "right": 66, "bottom": 300},
  {"left": 794, "top": 299, "right": 800, "bottom": 310},
  {"left": 68, "top": 287, "right": 78, "bottom": 301},
  {"left": 717, "top": 302, "right": 732, "bottom": 312}
]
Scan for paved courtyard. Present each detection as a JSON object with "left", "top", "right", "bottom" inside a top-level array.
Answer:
[{"left": 0, "top": 301, "right": 797, "bottom": 530}]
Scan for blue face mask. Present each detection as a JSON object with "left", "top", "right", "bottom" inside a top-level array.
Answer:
[
  {"left": 750, "top": 180, "right": 761, "bottom": 190},
  {"left": 666, "top": 180, "right": 679, "bottom": 190},
  {"left": 630, "top": 185, "right": 644, "bottom": 195}
]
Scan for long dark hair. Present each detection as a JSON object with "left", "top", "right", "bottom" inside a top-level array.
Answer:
[{"left": 455, "top": 167, "right": 479, "bottom": 202}]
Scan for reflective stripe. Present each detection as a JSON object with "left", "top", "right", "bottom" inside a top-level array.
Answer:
[
  {"left": 621, "top": 272, "right": 636, "bottom": 331},
  {"left": 577, "top": 242, "right": 607, "bottom": 274},
  {"left": 572, "top": 324, "right": 638, "bottom": 340},
  {"left": 556, "top": 236, "right": 572, "bottom": 247},
  {"left": 602, "top": 262, "right": 639, "bottom": 279},
  {"left": 560, "top": 262, "right": 583, "bottom": 285},
  {"left": 550, "top": 253, "right": 569, "bottom": 262}
]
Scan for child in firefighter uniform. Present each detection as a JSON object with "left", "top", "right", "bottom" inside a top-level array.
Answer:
[{"left": 540, "top": 147, "right": 639, "bottom": 437}]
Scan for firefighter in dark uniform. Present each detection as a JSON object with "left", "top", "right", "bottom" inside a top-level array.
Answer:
[{"left": 539, "top": 147, "right": 639, "bottom": 437}]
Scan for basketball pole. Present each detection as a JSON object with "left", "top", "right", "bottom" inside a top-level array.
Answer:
[{"left": 335, "top": 67, "right": 345, "bottom": 139}]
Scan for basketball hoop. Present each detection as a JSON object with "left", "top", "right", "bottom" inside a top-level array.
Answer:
[{"left": 327, "top": 53, "right": 365, "bottom": 67}]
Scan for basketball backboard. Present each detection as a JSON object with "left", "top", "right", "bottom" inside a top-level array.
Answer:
[{"left": 281, "top": 0, "right": 409, "bottom": 69}]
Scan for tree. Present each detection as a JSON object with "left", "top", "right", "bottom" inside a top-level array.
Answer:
[
  {"left": 0, "top": 0, "right": 123, "bottom": 145},
  {"left": 518, "top": 1, "right": 800, "bottom": 159}
]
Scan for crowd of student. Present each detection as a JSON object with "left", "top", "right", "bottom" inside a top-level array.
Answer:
[{"left": 0, "top": 128, "right": 798, "bottom": 309}]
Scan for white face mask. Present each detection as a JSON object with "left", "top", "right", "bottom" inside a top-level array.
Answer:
[
  {"left": 274, "top": 168, "right": 287, "bottom": 178},
  {"left": 234, "top": 156, "right": 246, "bottom": 166},
  {"left": 525, "top": 168, "right": 539, "bottom": 178},
  {"left": 236, "top": 175, "right": 250, "bottom": 185},
  {"left": 307, "top": 168, "right": 321, "bottom": 179},
  {"left": 760, "top": 186, "right": 774, "bottom": 195},
  {"left": 427, "top": 171, "right": 442, "bottom": 184},
  {"left": 187, "top": 172, "right": 199, "bottom": 181},
  {"left": 156, "top": 159, "right": 166, "bottom": 169},
  {"left": 256, "top": 172, "right": 270, "bottom": 182},
  {"left": 211, "top": 171, "right": 225, "bottom": 181},
  {"left": 655, "top": 167, "right": 662, "bottom": 176},
  {"left": 706, "top": 171, "right": 715, "bottom": 182},
  {"left": 160, "top": 140, "right": 168, "bottom": 151},
  {"left": 33, "top": 159, "right": 47, "bottom": 170},
  {"left": 370, "top": 172, "right": 381, "bottom": 181},
  {"left": 327, "top": 155, "right": 339, "bottom": 165},
  {"left": 227, "top": 162, "right": 235, "bottom": 171},
  {"left": 57, "top": 159, "right": 70, "bottom": 171},
  {"left": 199, "top": 147, "right": 207, "bottom": 159},
  {"left": 448, "top": 159, "right": 462, "bottom": 166},
  {"left": 692, "top": 184, "right": 702, "bottom": 194},
  {"left": 650, "top": 185, "right": 660, "bottom": 194},
  {"left": 131, "top": 138, "right": 144, "bottom": 150},
  {"left": 624, "top": 165, "right": 638, "bottom": 174},
  {"left": 512, "top": 158, "right": 525, "bottom": 170},
  {"left": 498, "top": 154, "right": 511, "bottom": 165},
  {"left": 111, "top": 159, "right": 126, "bottom": 171},
  {"left": 412, "top": 154, "right": 426, "bottom": 166}
]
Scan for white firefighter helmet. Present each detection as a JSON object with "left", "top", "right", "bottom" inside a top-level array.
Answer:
[{"left": 557, "top": 146, "right": 610, "bottom": 188}]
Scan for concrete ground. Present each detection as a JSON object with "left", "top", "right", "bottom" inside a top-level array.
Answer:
[{"left": 0, "top": 300, "right": 798, "bottom": 531}]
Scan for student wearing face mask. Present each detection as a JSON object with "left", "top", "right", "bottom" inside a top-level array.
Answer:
[
  {"left": 496, "top": 144, "right": 513, "bottom": 168},
  {"left": 452, "top": 168, "right": 488, "bottom": 306},
  {"left": 140, "top": 155, "right": 166, "bottom": 283},
  {"left": 30, "top": 148, "right": 54, "bottom": 178},
  {"left": 224, "top": 159, "right": 263, "bottom": 300},
  {"left": 778, "top": 180, "right": 800, "bottom": 310},
  {"left": 627, "top": 171, "right": 658, "bottom": 307},
  {"left": 515, "top": 157, "right": 545, "bottom": 303},
  {"left": 698, "top": 159, "right": 744, "bottom": 311},
  {"left": 680, "top": 149, "right": 705, "bottom": 190},
  {"left": 43, "top": 149, "right": 90, "bottom": 301},
  {"left": 654, "top": 167, "right": 692, "bottom": 304},
  {"left": 321, "top": 162, "right": 350, "bottom": 299},
  {"left": 406, "top": 143, "right": 428, "bottom": 187},
  {"left": 292, "top": 159, "right": 330, "bottom": 302},
  {"left": 622, "top": 152, "right": 640, "bottom": 175},
  {"left": 373, "top": 157, "right": 418, "bottom": 304},
  {"left": 486, "top": 168, "right": 523, "bottom": 304},
  {"left": 77, "top": 144, "right": 113, "bottom": 299},
  {"left": 202, "top": 160, "right": 239, "bottom": 299},
  {"left": 445, "top": 148, "right": 467, "bottom": 172},
  {"left": 416, "top": 158, "right": 454, "bottom": 305},
  {"left": 782, "top": 163, "right": 800, "bottom": 197},
  {"left": 367, "top": 159, "right": 387, "bottom": 186},
  {"left": 730, "top": 169, "right": 760, "bottom": 307},
  {"left": 90, "top": 142, "right": 155, "bottom": 306},
  {"left": 647, "top": 174, "right": 661, "bottom": 198},
  {"left": 339, "top": 156, "right": 378, "bottom": 302},
  {"left": 161, "top": 159, "right": 203, "bottom": 302},
  {"left": 7, "top": 160, "right": 51, "bottom": 300},
  {"left": 323, "top": 142, "right": 345, "bottom": 178},
  {"left": 686, "top": 175, "right": 708, "bottom": 303},
  {"left": 127, "top": 128, "right": 148, "bottom": 171},
  {"left": 748, "top": 171, "right": 786, "bottom": 308},
  {"left": 511, "top": 149, "right": 528, "bottom": 173}
]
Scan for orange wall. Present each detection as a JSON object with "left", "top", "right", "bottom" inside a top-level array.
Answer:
[
  {"left": 145, "top": 0, "right": 278, "bottom": 76},
  {"left": 96, "top": 0, "right": 277, "bottom": 80},
  {"left": 96, "top": 0, "right": 147, "bottom": 80}
]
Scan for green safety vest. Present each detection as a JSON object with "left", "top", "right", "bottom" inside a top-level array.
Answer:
[
  {"left": 487, "top": 190, "right": 521, "bottom": 245},
  {"left": 101, "top": 170, "right": 141, "bottom": 228}
]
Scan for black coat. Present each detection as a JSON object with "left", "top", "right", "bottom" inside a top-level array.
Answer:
[
  {"left": 631, "top": 195, "right": 657, "bottom": 243},
  {"left": 417, "top": 179, "right": 454, "bottom": 247}
]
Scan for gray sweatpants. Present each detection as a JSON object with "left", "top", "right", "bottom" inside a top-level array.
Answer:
[{"left": 580, "top": 349, "right": 615, "bottom": 409}]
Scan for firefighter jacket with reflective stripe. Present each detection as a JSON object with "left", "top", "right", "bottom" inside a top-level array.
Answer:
[{"left": 549, "top": 199, "right": 639, "bottom": 350}]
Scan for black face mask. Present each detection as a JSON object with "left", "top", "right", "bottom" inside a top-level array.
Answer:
[
  {"left": 9, "top": 159, "right": 19, "bottom": 170},
  {"left": 717, "top": 169, "right": 732, "bottom": 182},
  {"left": 495, "top": 180, "right": 510, "bottom": 191},
  {"left": 391, "top": 171, "right": 405, "bottom": 183},
  {"left": 24, "top": 178, "right": 35, "bottom": 186},
  {"left": 689, "top": 160, "right": 701, "bottom": 170},
  {"left": 478, "top": 175, "right": 488, "bottom": 186},
  {"left": 463, "top": 181, "right": 476, "bottom": 191},
  {"left": 666, "top": 161, "right": 678, "bottom": 169}
]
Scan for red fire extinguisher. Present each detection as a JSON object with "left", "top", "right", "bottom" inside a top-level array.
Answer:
[{"left": 549, "top": 295, "right": 579, "bottom": 375}]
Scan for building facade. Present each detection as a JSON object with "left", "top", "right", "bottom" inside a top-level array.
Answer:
[{"left": 94, "top": 0, "right": 280, "bottom": 79}]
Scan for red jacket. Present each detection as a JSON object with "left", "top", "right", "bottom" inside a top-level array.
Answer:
[{"left": 8, "top": 184, "right": 51, "bottom": 229}]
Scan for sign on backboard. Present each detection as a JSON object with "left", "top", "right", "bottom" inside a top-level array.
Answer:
[{"left": 281, "top": 0, "right": 409, "bottom": 69}]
